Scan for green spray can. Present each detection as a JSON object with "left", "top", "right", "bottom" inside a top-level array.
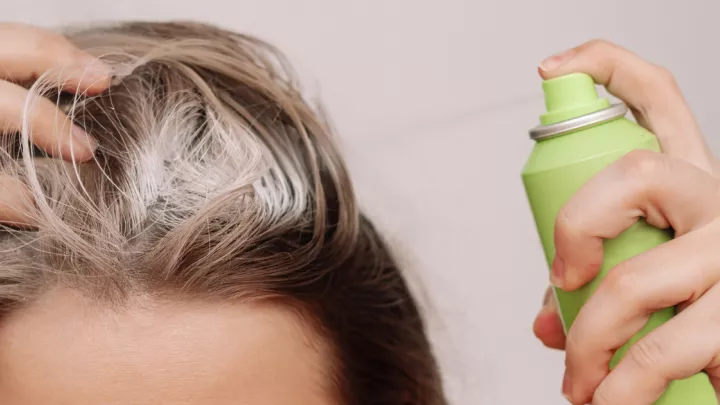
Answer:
[{"left": 522, "top": 72, "right": 718, "bottom": 404}]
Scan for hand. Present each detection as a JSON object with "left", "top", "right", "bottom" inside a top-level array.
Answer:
[
  {"left": 0, "top": 23, "right": 111, "bottom": 226},
  {"left": 531, "top": 39, "right": 720, "bottom": 404}
]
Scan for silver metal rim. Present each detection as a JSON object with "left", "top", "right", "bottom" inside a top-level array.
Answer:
[{"left": 529, "top": 103, "right": 628, "bottom": 140}]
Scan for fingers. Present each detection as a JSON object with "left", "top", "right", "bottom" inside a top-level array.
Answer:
[
  {"left": 533, "top": 287, "right": 566, "bottom": 350},
  {"left": 588, "top": 281, "right": 720, "bottom": 405},
  {"left": 0, "top": 80, "right": 96, "bottom": 161},
  {"left": 0, "top": 23, "right": 110, "bottom": 226},
  {"left": 539, "top": 39, "right": 714, "bottom": 173},
  {"left": 563, "top": 220, "right": 720, "bottom": 403},
  {"left": 552, "top": 150, "right": 720, "bottom": 291},
  {"left": 0, "top": 23, "right": 111, "bottom": 94},
  {"left": 0, "top": 23, "right": 109, "bottom": 162}
]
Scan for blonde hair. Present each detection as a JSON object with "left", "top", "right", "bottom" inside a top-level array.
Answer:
[{"left": 0, "top": 21, "right": 445, "bottom": 405}]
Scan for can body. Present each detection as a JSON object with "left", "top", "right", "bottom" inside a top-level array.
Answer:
[{"left": 523, "top": 116, "right": 717, "bottom": 404}]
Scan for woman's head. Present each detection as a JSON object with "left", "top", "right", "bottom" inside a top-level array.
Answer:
[{"left": 0, "top": 22, "right": 445, "bottom": 404}]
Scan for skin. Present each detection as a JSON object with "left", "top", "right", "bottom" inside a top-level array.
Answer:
[
  {"left": 0, "top": 289, "right": 335, "bottom": 405},
  {"left": 0, "top": 24, "right": 336, "bottom": 404},
  {"left": 533, "top": 40, "right": 720, "bottom": 404}
]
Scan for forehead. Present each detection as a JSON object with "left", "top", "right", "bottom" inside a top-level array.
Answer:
[{"left": 0, "top": 289, "right": 335, "bottom": 405}]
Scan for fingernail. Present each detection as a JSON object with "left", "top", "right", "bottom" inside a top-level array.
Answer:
[
  {"left": 562, "top": 370, "right": 573, "bottom": 402},
  {"left": 71, "top": 125, "right": 98, "bottom": 156},
  {"left": 539, "top": 49, "right": 574, "bottom": 72},
  {"left": 540, "top": 289, "right": 557, "bottom": 314},
  {"left": 542, "top": 287, "right": 553, "bottom": 306},
  {"left": 544, "top": 294, "right": 558, "bottom": 313},
  {"left": 551, "top": 257, "right": 565, "bottom": 289},
  {"left": 80, "top": 56, "right": 113, "bottom": 81}
]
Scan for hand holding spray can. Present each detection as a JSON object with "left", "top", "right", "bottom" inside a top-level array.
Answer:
[{"left": 522, "top": 72, "right": 718, "bottom": 404}]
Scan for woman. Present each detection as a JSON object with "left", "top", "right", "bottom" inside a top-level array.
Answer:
[
  {"left": 0, "top": 22, "right": 444, "bottom": 404},
  {"left": 0, "top": 22, "right": 715, "bottom": 405}
]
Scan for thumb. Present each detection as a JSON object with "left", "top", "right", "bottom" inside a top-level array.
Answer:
[{"left": 533, "top": 287, "right": 566, "bottom": 350}]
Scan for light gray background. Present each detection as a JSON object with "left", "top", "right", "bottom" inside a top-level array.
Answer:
[{"left": 8, "top": 1, "right": 720, "bottom": 403}]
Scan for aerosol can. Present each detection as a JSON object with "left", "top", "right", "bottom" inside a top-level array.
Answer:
[{"left": 522, "top": 72, "right": 717, "bottom": 404}]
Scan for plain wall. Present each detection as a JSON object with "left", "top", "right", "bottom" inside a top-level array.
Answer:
[{"left": 7, "top": 1, "right": 720, "bottom": 403}]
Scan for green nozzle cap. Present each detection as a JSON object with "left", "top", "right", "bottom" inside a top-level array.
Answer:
[{"left": 540, "top": 73, "right": 610, "bottom": 125}]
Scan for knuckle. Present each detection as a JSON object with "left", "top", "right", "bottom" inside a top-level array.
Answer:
[
  {"left": 584, "top": 39, "right": 616, "bottom": 53},
  {"left": 628, "top": 337, "right": 666, "bottom": 371},
  {"left": 627, "top": 64, "right": 682, "bottom": 117},
  {"left": 24, "top": 27, "right": 51, "bottom": 54},
  {"left": 603, "top": 265, "right": 642, "bottom": 303},
  {"left": 616, "top": 149, "right": 667, "bottom": 182},
  {"left": 555, "top": 205, "right": 585, "bottom": 241},
  {"left": 34, "top": 32, "right": 64, "bottom": 55},
  {"left": 651, "top": 65, "right": 679, "bottom": 90}
]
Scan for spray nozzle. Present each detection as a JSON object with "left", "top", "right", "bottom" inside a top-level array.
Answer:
[{"left": 540, "top": 73, "right": 610, "bottom": 125}]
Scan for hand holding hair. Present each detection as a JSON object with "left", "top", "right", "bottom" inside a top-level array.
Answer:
[{"left": 0, "top": 23, "right": 111, "bottom": 226}]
